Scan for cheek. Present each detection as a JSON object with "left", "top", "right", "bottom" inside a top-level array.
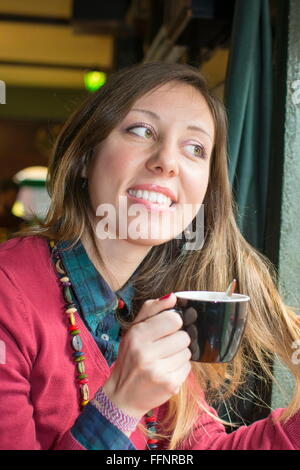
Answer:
[
  {"left": 95, "top": 145, "right": 139, "bottom": 177},
  {"left": 88, "top": 148, "right": 139, "bottom": 208},
  {"left": 185, "top": 169, "right": 210, "bottom": 205},
  {"left": 174, "top": 170, "right": 209, "bottom": 236}
]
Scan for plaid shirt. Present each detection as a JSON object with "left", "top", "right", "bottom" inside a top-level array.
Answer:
[{"left": 57, "top": 240, "right": 136, "bottom": 450}]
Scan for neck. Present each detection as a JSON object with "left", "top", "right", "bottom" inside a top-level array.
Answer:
[{"left": 81, "top": 232, "right": 152, "bottom": 292}]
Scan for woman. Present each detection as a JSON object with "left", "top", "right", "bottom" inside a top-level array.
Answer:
[{"left": 0, "top": 62, "right": 299, "bottom": 450}]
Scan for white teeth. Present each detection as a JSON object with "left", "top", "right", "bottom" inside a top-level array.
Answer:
[
  {"left": 149, "top": 192, "right": 157, "bottom": 203},
  {"left": 128, "top": 189, "right": 172, "bottom": 207},
  {"left": 157, "top": 194, "right": 164, "bottom": 204}
]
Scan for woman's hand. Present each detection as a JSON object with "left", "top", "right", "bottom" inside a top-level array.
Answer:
[{"left": 102, "top": 293, "right": 192, "bottom": 421}]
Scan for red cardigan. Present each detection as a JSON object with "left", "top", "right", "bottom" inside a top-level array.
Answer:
[{"left": 0, "top": 236, "right": 299, "bottom": 450}]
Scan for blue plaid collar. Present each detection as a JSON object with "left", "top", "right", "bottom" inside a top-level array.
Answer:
[{"left": 57, "top": 240, "right": 134, "bottom": 317}]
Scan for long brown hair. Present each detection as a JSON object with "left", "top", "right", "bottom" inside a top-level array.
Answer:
[{"left": 19, "top": 62, "right": 300, "bottom": 449}]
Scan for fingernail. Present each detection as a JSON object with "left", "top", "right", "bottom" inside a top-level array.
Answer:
[{"left": 159, "top": 293, "right": 173, "bottom": 301}]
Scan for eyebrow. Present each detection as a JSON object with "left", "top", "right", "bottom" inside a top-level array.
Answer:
[
  {"left": 131, "top": 108, "right": 213, "bottom": 143},
  {"left": 131, "top": 108, "right": 159, "bottom": 120}
]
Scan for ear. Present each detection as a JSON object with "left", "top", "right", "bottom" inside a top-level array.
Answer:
[{"left": 81, "top": 149, "right": 94, "bottom": 178}]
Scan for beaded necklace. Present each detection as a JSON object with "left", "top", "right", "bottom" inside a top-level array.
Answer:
[{"left": 50, "top": 240, "right": 158, "bottom": 449}]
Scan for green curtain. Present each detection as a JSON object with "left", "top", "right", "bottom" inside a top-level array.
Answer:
[
  {"left": 224, "top": 0, "right": 272, "bottom": 252},
  {"left": 216, "top": 0, "right": 273, "bottom": 428}
]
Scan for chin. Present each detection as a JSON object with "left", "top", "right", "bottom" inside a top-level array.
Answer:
[{"left": 126, "top": 236, "right": 175, "bottom": 247}]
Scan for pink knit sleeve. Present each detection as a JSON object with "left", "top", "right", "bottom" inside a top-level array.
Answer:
[
  {"left": 0, "top": 267, "right": 85, "bottom": 450},
  {"left": 54, "top": 432, "right": 86, "bottom": 450},
  {"left": 182, "top": 400, "right": 300, "bottom": 450}
]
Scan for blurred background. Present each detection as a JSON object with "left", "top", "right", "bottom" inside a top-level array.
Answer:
[
  {"left": 0, "top": 0, "right": 234, "bottom": 240},
  {"left": 0, "top": 0, "right": 299, "bottom": 433}
]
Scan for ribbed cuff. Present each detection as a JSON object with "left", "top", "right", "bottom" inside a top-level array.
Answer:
[
  {"left": 91, "top": 387, "right": 139, "bottom": 433},
  {"left": 71, "top": 402, "right": 136, "bottom": 450}
]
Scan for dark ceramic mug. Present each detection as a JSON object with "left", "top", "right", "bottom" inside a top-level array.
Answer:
[{"left": 174, "top": 291, "right": 250, "bottom": 363}]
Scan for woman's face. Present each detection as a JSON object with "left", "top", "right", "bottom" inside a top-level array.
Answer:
[{"left": 86, "top": 81, "right": 215, "bottom": 247}]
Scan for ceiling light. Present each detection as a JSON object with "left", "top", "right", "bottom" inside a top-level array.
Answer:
[{"left": 84, "top": 70, "right": 106, "bottom": 92}]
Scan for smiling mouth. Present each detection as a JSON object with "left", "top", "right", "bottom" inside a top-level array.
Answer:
[{"left": 127, "top": 189, "right": 175, "bottom": 208}]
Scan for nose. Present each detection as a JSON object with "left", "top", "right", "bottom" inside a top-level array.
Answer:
[{"left": 146, "top": 141, "right": 179, "bottom": 177}]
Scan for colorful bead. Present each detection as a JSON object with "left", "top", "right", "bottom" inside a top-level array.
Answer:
[
  {"left": 69, "top": 325, "right": 80, "bottom": 334},
  {"left": 77, "top": 378, "right": 89, "bottom": 385},
  {"left": 146, "top": 410, "right": 158, "bottom": 449},
  {"left": 77, "top": 361, "right": 85, "bottom": 374},
  {"left": 70, "top": 329, "right": 81, "bottom": 336},
  {"left": 63, "top": 287, "right": 73, "bottom": 303},
  {"left": 71, "top": 335, "right": 83, "bottom": 351},
  {"left": 147, "top": 425, "right": 157, "bottom": 433},
  {"left": 74, "top": 355, "right": 85, "bottom": 362},
  {"left": 76, "top": 373, "right": 88, "bottom": 380},
  {"left": 55, "top": 259, "right": 65, "bottom": 274},
  {"left": 65, "top": 307, "right": 77, "bottom": 315},
  {"left": 72, "top": 351, "right": 84, "bottom": 357},
  {"left": 148, "top": 439, "right": 158, "bottom": 444},
  {"left": 51, "top": 240, "right": 158, "bottom": 447},
  {"left": 69, "top": 325, "right": 79, "bottom": 331},
  {"left": 145, "top": 416, "right": 156, "bottom": 423},
  {"left": 66, "top": 303, "right": 77, "bottom": 310},
  {"left": 80, "top": 384, "right": 89, "bottom": 400}
]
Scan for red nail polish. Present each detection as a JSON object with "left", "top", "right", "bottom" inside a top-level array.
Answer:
[{"left": 159, "top": 293, "right": 173, "bottom": 301}]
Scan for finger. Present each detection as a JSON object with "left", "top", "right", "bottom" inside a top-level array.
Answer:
[
  {"left": 182, "top": 307, "right": 198, "bottom": 327},
  {"left": 137, "top": 309, "right": 183, "bottom": 342},
  {"left": 150, "top": 330, "right": 191, "bottom": 360},
  {"left": 186, "top": 324, "right": 198, "bottom": 342},
  {"left": 132, "top": 293, "right": 177, "bottom": 325},
  {"left": 159, "top": 347, "right": 192, "bottom": 374}
]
